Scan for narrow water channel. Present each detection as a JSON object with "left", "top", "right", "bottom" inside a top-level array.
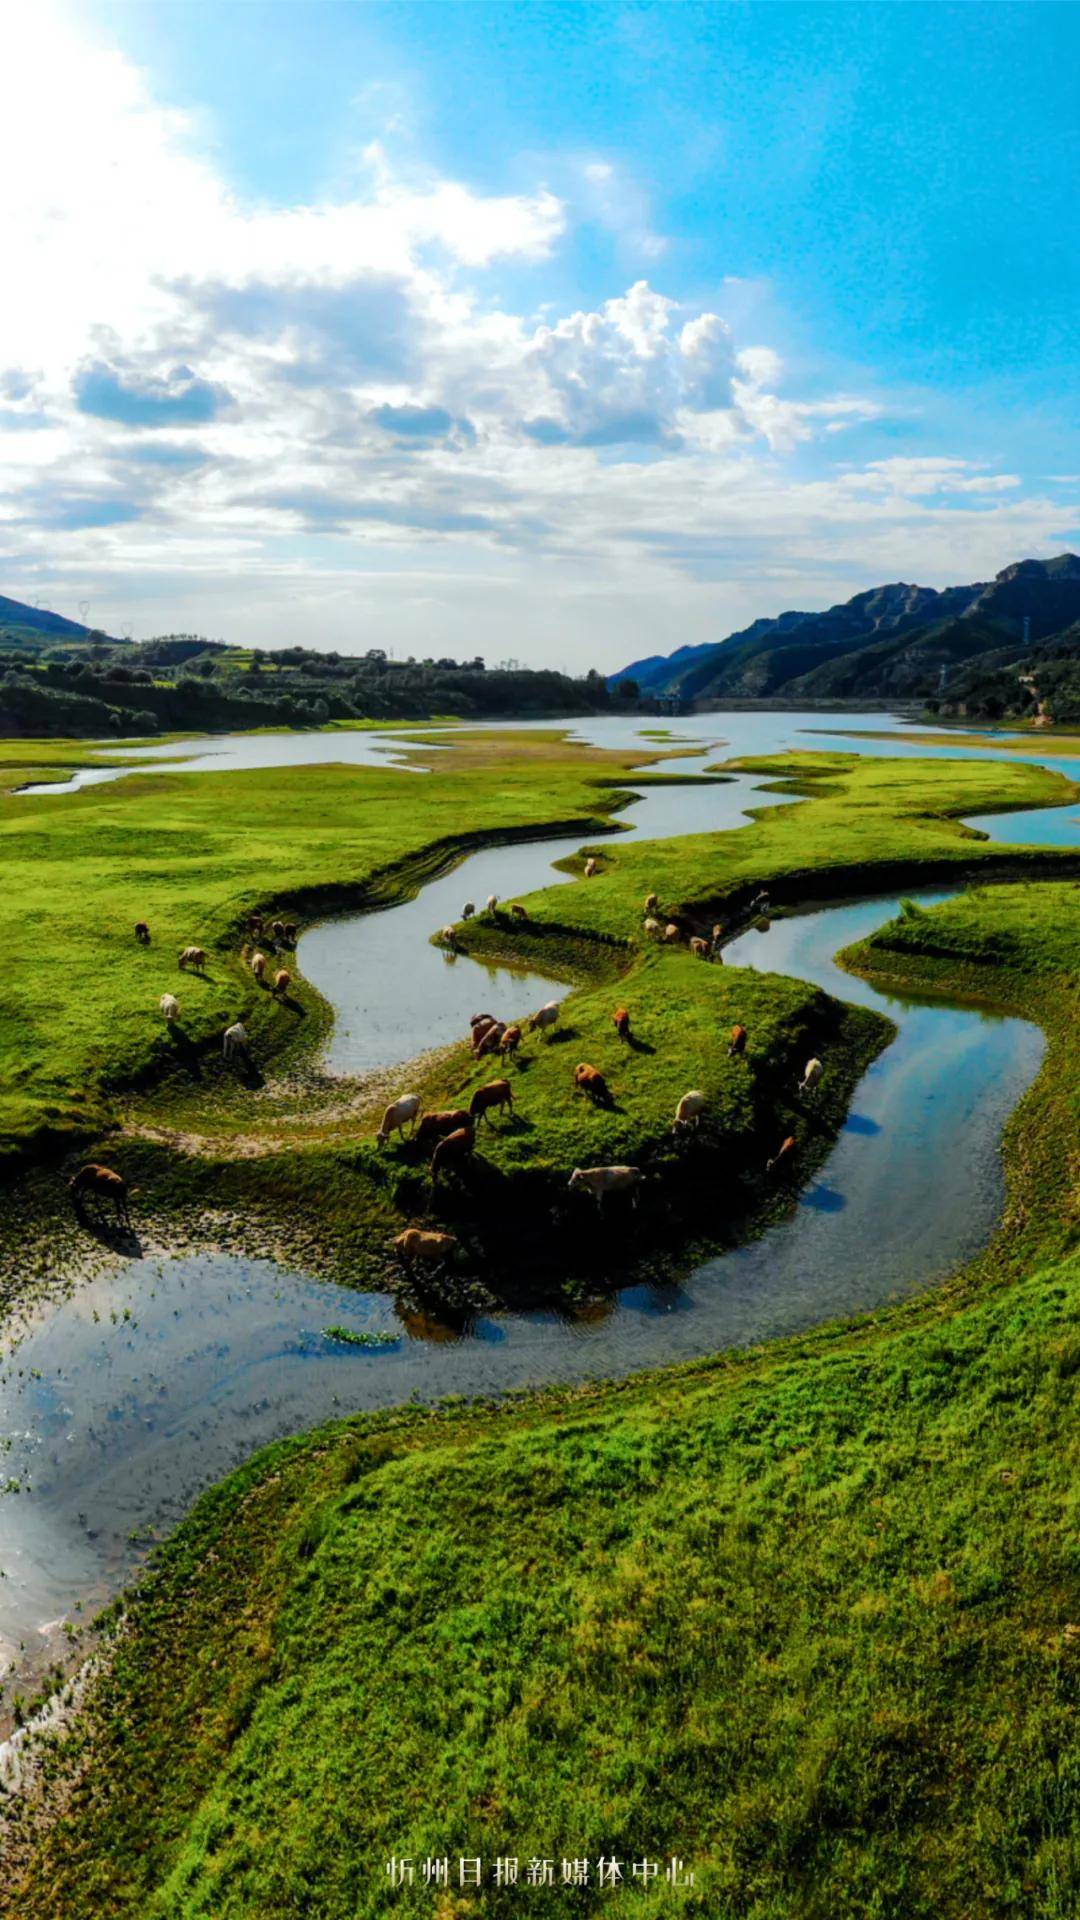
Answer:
[{"left": 1, "top": 713, "right": 1077, "bottom": 1687}]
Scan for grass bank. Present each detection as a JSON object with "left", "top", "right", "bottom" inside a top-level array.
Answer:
[
  {"left": 9, "top": 879, "right": 1080, "bottom": 1917},
  {"left": 5, "top": 743, "right": 1077, "bottom": 1307}
]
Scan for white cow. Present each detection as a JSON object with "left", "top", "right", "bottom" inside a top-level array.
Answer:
[
  {"left": 674, "top": 1090, "right": 707, "bottom": 1131},
  {"left": 160, "top": 993, "right": 180, "bottom": 1023},
  {"left": 799, "top": 1057, "right": 824, "bottom": 1096},
  {"left": 529, "top": 1000, "right": 560, "bottom": 1039},
  {"left": 223, "top": 1021, "right": 249, "bottom": 1061},
  {"left": 568, "top": 1166, "right": 642, "bottom": 1208},
  {"left": 376, "top": 1093, "right": 422, "bottom": 1145}
]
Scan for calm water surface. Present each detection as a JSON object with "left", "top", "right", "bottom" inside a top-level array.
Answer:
[{"left": 2, "top": 710, "right": 1078, "bottom": 1676}]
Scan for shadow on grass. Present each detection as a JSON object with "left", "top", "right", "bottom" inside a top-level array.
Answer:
[
  {"left": 71, "top": 1209, "right": 143, "bottom": 1257},
  {"left": 167, "top": 1026, "right": 203, "bottom": 1081}
]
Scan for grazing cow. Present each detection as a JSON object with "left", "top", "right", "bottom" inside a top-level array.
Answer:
[
  {"left": 485, "top": 894, "right": 499, "bottom": 914},
  {"left": 178, "top": 945, "right": 206, "bottom": 972},
  {"left": 134, "top": 921, "right": 150, "bottom": 945},
  {"left": 440, "top": 926, "right": 457, "bottom": 948},
  {"left": 376, "top": 1093, "right": 422, "bottom": 1145},
  {"left": 767, "top": 1134, "right": 797, "bottom": 1175},
  {"left": 470, "top": 1079, "right": 514, "bottom": 1125},
  {"left": 798, "top": 1057, "right": 824, "bottom": 1096},
  {"left": 430, "top": 1125, "right": 475, "bottom": 1180},
  {"left": 674, "top": 1089, "right": 707, "bottom": 1132},
  {"left": 574, "top": 1062, "right": 611, "bottom": 1105},
  {"left": 529, "top": 1000, "right": 560, "bottom": 1039},
  {"left": 462, "top": 902, "right": 476, "bottom": 921},
  {"left": 645, "top": 892, "right": 659, "bottom": 913},
  {"left": 471, "top": 1011, "right": 495, "bottom": 1026},
  {"left": 273, "top": 968, "right": 291, "bottom": 997},
  {"left": 728, "top": 1024, "right": 748, "bottom": 1057},
  {"left": 568, "top": 1165, "right": 641, "bottom": 1209},
  {"left": 689, "top": 936, "right": 710, "bottom": 960},
  {"left": 415, "top": 1109, "right": 471, "bottom": 1152},
  {"left": 392, "top": 1227, "right": 460, "bottom": 1274},
  {"left": 471, "top": 1016, "right": 504, "bottom": 1052},
  {"left": 68, "top": 1163, "right": 131, "bottom": 1228},
  {"left": 271, "top": 920, "right": 286, "bottom": 944},
  {"left": 500, "top": 1024, "right": 522, "bottom": 1059},
  {"left": 475, "top": 1021, "right": 507, "bottom": 1057},
  {"left": 751, "top": 890, "right": 771, "bottom": 917},
  {"left": 711, "top": 923, "right": 724, "bottom": 944},
  {"left": 248, "top": 913, "right": 264, "bottom": 935},
  {"left": 612, "top": 1006, "right": 631, "bottom": 1042},
  {"left": 584, "top": 856, "right": 598, "bottom": 878},
  {"left": 160, "top": 992, "right": 180, "bottom": 1022},
  {"left": 223, "top": 1021, "right": 249, "bottom": 1062},
  {"left": 663, "top": 923, "right": 681, "bottom": 944},
  {"left": 283, "top": 922, "right": 299, "bottom": 944},
  {"left": 510, "top": 903, "right": 528, "bottom": 922},
  {"left": 643, "top": 917, "right": 660, "bottom": 935},
  {"left": 252, "top": 951, "right": 268, "bottom": 982}
]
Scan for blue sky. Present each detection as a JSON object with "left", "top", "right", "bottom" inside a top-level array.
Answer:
[{"left": 2, "top": 2, "right": 1077, "bottom": 666}]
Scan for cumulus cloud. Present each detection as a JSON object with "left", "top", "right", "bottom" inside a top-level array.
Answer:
[
  {"left": 1, "top": 4, "right": 1074, "bottom": 668},
  {"left": 74, "top": 360, "right": 231, "bottom": 427}
]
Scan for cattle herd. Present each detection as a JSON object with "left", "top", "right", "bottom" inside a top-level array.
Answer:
[{"left": 67, "top": 880, "right": 826, "bottom": 1281}]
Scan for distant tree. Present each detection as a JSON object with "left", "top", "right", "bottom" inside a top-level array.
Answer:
[{"left": 618, "top": 677, "right": 640, "bottom": 702}]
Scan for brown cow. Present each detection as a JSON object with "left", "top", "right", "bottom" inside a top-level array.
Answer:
[
  {"left": 766, "top": 1134, "right": 796, "bottom": 1175},
  {"left": 510, "top": 903, "right": 528, "bottom": 922},
  {"left": 470, "top": 1079, "right": 514, "bottom": 1125},
  {"left": 248, "top": 913, "right": 264, "bottom": 936},
  {"left": 574, "top": 1063, "right": 611, "bottom": 1105},
  {"left": 415, "top": 1108, "right": 472, "bottom": 1152},
  {"left": 273, "top": 968, "right": 291, "bottom": 997},
  {"left": 271, "top": 920, "right": 287, "bottom": 943},
  {"left": 178, "top": 945, "right": 206, "bottom": 972},
  {"left": 392, "top": 1228, "right": 460, "bottom": 1274},
  {"left": 728, "top": 1024, "right": 747, "bottom": 1057},
  {"left": 500, "top": 1023, "right": 522, "bottom": 1059},
  {"left": 689, "top": 936, "right": 710, "bottom": 960},
  {"left": 68, "top": 1163, "right": 131, "bottom": 1227},
  {"left": 475, "top": 1023, "right": 506, "bottom": 1058},
  {"left": 430, "top": 1125, "right": 475, "bottom": 1180},
  {"left": 134, "top": 920, "right": 150, "bottom": 945},
  {"left": 284, "top": 921, "right": 299, "bottom": 944},
  {"left": 663, "top": 923, "right": 681, "bottom": 944},
  {"left": 612, "top": 1006, "right": 631, "bottom": 1041}
]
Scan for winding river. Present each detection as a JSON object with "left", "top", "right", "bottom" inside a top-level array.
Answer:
[{"left": 2, "top": 711, "right": 1078, "bottom": 1687}]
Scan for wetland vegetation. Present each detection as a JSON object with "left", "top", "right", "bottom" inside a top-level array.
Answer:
[{"left": 5, "top": 722, "right": 1080, "bottom": 1916}]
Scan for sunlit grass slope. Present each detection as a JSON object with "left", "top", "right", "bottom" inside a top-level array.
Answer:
[{"left": 0, "top": 729, "right": 660, "bottom": 1159}]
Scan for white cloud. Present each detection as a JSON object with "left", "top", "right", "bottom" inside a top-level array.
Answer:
[{"left": 1, "top": 4, "right": 1075, "bottom": 671}]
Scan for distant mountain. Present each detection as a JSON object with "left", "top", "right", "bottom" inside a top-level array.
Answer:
[
  {"left": 0, "top": 593, "right": 115, "bottom": 648},
  {"left": 610, "top": 555, "right": 1080, "bottom": 709}
]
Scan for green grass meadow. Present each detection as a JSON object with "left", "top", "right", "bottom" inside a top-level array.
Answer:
[{"left": 7, "top": 739, "right": 1080, "bottom": 1916}]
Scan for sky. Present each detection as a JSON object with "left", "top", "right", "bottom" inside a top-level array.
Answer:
[{"left": 1, "top": 1, "right": 1078, "bottom": 672}]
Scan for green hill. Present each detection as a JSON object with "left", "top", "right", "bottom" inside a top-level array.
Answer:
[{"left": 611, "top": 555, "right": 1080, "bottom": 714}]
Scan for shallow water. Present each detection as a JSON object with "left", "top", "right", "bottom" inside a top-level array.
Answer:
[{"left": 1, "top": 708, "right": 1076, "bottom": 1680}]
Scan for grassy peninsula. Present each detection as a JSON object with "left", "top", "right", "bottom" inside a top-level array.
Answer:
[{"left": 2, "top": 738, "right": 1077, "bottom": 1308}]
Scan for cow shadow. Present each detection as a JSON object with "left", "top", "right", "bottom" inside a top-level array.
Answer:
[
  {"left": 277, "top": 993, "right": 306, "bottom": 1018},
  {"left": 167, "top": 1026, "right": 203, "bottom": 1081},
  {"left": 71, "top": 1210, "right": 143, "bottom": 1257},
  {"left": 543, "top": 1026, "right": 578, "bottom": 1046},
  {"left": 625, "top": 1034, "right": 655, "bottom": 1056},
  {"left": 228, "top": 1055, "right": 266, "bottom": 1091}
]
